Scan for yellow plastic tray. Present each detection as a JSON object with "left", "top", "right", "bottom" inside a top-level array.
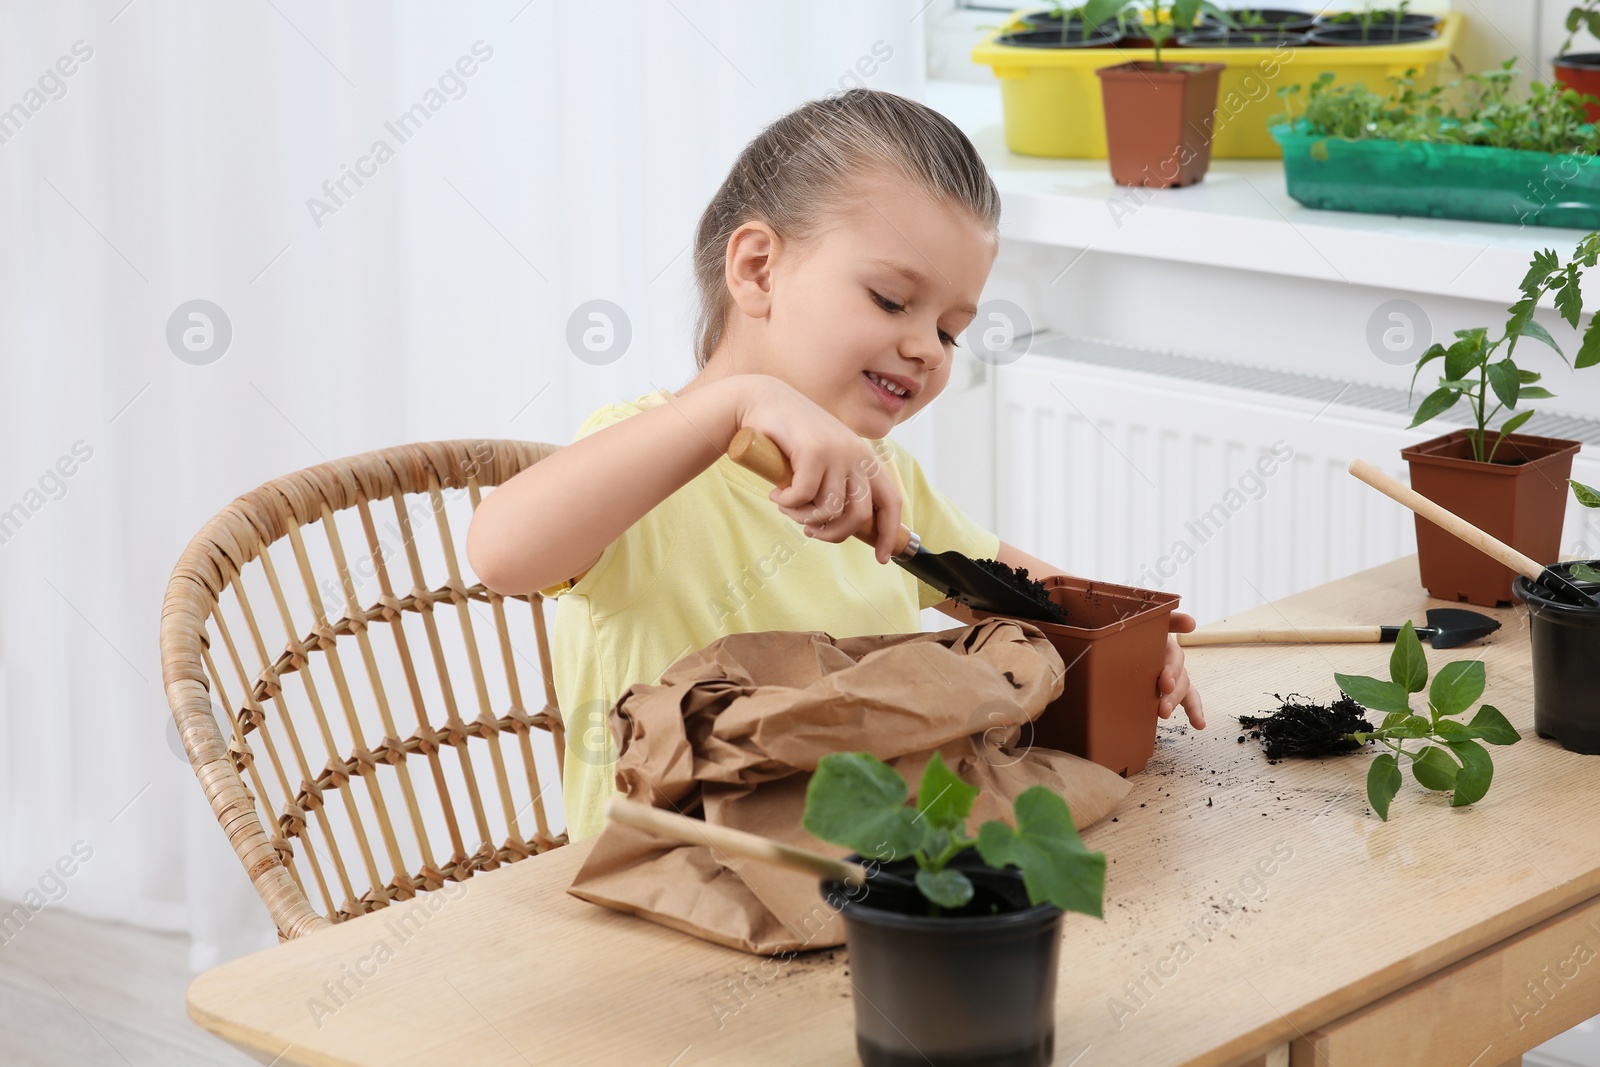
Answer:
[{"left": 971, "top": 10, "right": 1460, "bottom": 159}]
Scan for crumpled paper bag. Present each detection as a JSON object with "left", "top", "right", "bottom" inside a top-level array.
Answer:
[{"left": 567, "top": 618, "right": 1133, "bottom": 955}]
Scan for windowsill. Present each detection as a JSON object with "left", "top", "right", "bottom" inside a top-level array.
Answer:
[{"left": 926, "top": 78, "right": 1598, "bottom": 305}]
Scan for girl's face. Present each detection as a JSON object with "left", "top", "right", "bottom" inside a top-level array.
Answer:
[{"left": 726, "top": 170, "right": 996, "bottom": 439}]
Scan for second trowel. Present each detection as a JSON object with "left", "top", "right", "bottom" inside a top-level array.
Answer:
[
  {"left": 727, "top": 427, "right": 1062, "bottom": 625},
  {"left": 1178, "top": 607, "right": 1501, "bottom": 650}
]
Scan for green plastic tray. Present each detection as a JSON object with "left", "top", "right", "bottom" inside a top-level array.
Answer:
[{"left": 1272, "top": 124, "right": 1600, "bottom": 229}]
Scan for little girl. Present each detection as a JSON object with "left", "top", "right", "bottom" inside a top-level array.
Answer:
[{"left": 467, "top": 88, "right": 1204, "bottom": 842}]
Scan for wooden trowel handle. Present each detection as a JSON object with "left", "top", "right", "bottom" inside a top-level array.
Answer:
[
  {"left": 728, "top": 427, "right": 914, "bottom": 556},
  {"left": 1348, "top": 459, "right": 1545, "bottom": 581},
  {"left": 604, "top": 797, "right": 870, "bottom": 886},
  {"left": 1179, "top": 626, "right": 1384, "bottom": 646}
]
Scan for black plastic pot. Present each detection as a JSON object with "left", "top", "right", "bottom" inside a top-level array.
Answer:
[
  {"left": 996, "top": 24, "right": 1122, "bottom": 48},
  {"left": 1178, "top": 29, "right": 1311, "bottom": 46},
  {"left": 1309, "top": 23, "right": 1439, "bottom": 45},
  {"left": 822, "top": 850, "right": 1064, "bottom": 1067},
  {"left": 1515, "top": 562, "right": 1600, "bottom": 755},
  {"left": 1224, "top": 7, "right": 1316, "bottom": 31}
]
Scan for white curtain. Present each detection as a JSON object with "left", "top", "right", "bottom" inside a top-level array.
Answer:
[{"left": 0, "top": 0, "right": 931, "bottom": 969}]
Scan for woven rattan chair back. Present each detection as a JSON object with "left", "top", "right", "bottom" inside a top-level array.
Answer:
[{"left": 160, "top": 440, "right": 566, "bottom": 940}]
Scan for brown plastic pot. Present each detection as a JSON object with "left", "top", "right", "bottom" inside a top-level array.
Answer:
[
  {"left": 1096, "top": 61, "right": 1224, "bottom": 188},
  {"left": 1401, "top": 429, "right": 1581, "bottom": 607},
  {"left": 1554, "top": 53, "right": 1600, "bottom": 124},
  {"left": 969, "top": 575, "right": 1180, "bottom": 777}
]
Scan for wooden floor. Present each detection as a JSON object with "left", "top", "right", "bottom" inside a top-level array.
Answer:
[
  {"left": 0, "top": 902, "right": 256, "bottom": 1067},
  {"left": 1, "top": 898, "right": 1595, "bottom": 1067}
]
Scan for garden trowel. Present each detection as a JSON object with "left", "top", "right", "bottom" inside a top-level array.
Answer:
[
  {"left": 726, "top": 427, "right": 1062, "bottom": 625},
  {"left": 1177, "top": 607, "right": 1501, "bottom": 650}
]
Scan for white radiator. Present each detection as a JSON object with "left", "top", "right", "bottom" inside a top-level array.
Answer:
[{"left": 981, "top": 336, "right": 1600, "bottom": 625}]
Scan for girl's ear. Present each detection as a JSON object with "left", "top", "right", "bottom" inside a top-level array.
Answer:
[{"left": 725, "top": 221, "right": 779, "bottom": 319}]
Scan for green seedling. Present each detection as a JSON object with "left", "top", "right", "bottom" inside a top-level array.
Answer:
[
  {"left": 802, "top": 751, "right": 1105, "bottom": 915},
  {"left": 1570, "top": 480, "right": 1600, "bottom": 582},
  {"left": 1408, "top": 233, "right": 1600, "bottom": 463},
  {"left": 1335, "top": 622, "right": 1520, "bottom": 820}
]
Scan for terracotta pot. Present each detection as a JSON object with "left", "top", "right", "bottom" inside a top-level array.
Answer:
[
  {"left": 1554, "top": 53, "right": 1600, "bottom": 124},
  {"left": 1401, "top": 429, "right": 1581, "bottom": 607},
  {"left": 1096, "top": 61, "right": 1224, "bottom": 188},
  {"left": 969, "top": 575, "right": 1180, "bottom": 777}
]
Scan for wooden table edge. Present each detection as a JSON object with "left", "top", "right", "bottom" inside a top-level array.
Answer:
[{"left": 187, "top": 986, "right": 359, "bottom": 1067}]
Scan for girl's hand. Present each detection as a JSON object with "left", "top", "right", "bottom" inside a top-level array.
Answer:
[
  {"left": 732, "top": 374, "right": 903, "bottom": 565},
  {"left": 1159, "top": 612, "right": 1205, "bottom": 728}
]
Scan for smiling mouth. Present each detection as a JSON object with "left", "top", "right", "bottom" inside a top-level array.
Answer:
[{"left": 862, "top": 371, "right": 910, "bottom": 410}]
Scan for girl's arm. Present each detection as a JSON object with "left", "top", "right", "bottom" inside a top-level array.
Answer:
[{"left": 467, "top": 377, "right": 751, "bottom": 596}]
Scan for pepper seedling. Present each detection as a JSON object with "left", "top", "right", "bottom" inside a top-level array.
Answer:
[
  {"left": 802, "top": 751, "right": 1105, "bottom": 915},
  {"left": 1335, "top": 622, "right": 1520, "bottom": 820}
]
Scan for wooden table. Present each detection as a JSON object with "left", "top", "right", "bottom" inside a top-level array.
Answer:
[{"left": 188, "top": 558, "right": 1600, "bottom": 1066}]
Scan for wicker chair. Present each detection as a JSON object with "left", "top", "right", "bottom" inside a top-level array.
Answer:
[{"left": 160, "top": 440, "right": 568, "bottom": 940}]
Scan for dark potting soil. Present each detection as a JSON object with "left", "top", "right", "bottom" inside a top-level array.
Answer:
[
  {"left": 840, "top": 851, "right": 1034, "bottom": 919},
  {"left": 1236, "top": 694, "right": 1375, "bottom": 760},
  {"left": 969, "top": 558, "right": 1068, "bottom": 625}
]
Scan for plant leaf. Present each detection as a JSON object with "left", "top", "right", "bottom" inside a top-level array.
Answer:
[
  {"left": 803, "top": 752, "right": 925, "bottom": 861},
  {"left": 1519, "top": 248, "right": 1559, "bottom": 294},
  {"left": 915, "top": 867, "right": 975, "bottom": 909},
  {"left": 975, "top": 787, "right": 1105, "bottom": 916},
  {"left": 1389, "top": 620, "right": 1428, "bottom": 693},
  {"left": 1554, "top": 271, "right": 1585, "bottom": 327},
  {"left": 1367, "top": 753, "right": 1401, "bottom": 821},
  {"left": 1513, "top": 318, "right": 1563, "bottom": 358},
  {"left": 1408, "top": 343, "right": 1447, "bottom": 400},
  {"left": 1466, "top": 704, "right": 1520, "bottom": 745},
  {"left": 1429, "top": 660, "right": 1487, "bottom": 717},
  {"left": 1443, "top": 337, "right": 1484, "bottom": 382},
  {"left": 1572, "top": 562, "right": 1600, "bottom": 582},
  {"left": 1578, "top": 319, "right": 1600, "bottom": 369},
  {"left": 1514, "top": 386, "right": 1556, "bottom": 400},
  {"left": 1517, "top": 368, "right": 1543, "bottom": 384},
  {"left": 1410, "top": 744, "right": 1460, "bottom": 791},
  {"left": 1498, "top": 410, "right": 1536, "bottom": 437},
  {"left": 1446, "top": 739, "right": 1494, "bottom": 806},
  {"left": 1486, "top": 359, "right": 1521, "bottom": 409},
  {"left": 1335, "top": 673, "right": 1414, "bottom": 715},
  {"left": 1573, "top": 479, "right": 1600, "bottom": 508},
  {"left": 1381, "top": 714, "right": 1433, "bottom": 739},
  {"left": 916, "top": 752, "right": 979, "bottom": 834},
  {"left": 1409, "top": 386, "right": 1461, "bottom": 428}
]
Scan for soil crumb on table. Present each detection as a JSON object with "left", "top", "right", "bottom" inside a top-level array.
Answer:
[
  {"left": 1236, "top": 694, "right": 1375, "bottom": 760},
  {"left": 970, "top": 558, "right": 1067, "bottom": 624}
]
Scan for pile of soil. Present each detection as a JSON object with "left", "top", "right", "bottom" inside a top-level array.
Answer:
[
  {"left": 1236, "top": 694, "right": 1375, "bottom": 760},
  {"left": 970, "top": 558, "right": 1067, "bottom": 625}
]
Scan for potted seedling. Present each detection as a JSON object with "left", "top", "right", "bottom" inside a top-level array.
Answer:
[
  {"left": 1223, "top": 5, "right": 1315, "bottom": 31},
  {"left": 1096, "top": 0, "right": 1228, "bottom": 187},
  {"left": 1238, "top": 622, "right": 1520, "bottom": 818},
  {"left": 804, "top": 751, "right": 1105, "bottom": 1067},
  {"left": 1400, "top": 234, "right": 1599, "bottom": 605},
  {"left": 1271, "top": 63, "right": 1600, "bottom": 228},
  {"left": 1555, "top": 1, "right": 1600, "bottom": 122},
  {"left": 1511, "top": 480, "right": 1600, "bottom": 754}
]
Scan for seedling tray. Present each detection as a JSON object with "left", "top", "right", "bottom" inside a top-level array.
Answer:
[
  {"left": 970, "top": 9, "right": 1459, "bottom": 159},
  {"left": 1273, "top": 124, "right": 1600, "bottom": 228}
]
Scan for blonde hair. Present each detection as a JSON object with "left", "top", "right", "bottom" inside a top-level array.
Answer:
[{"left": 690, "top": 88, "right": 1000, "bottom": 370}]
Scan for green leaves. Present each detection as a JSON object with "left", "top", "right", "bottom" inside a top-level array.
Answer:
[
  {"left": 803, "top": 752, "right": 1106, "bottom": 917},
  {"left": 1328, "top": 630, "right": 1517, "bottom": 820},
  {"left": 1520, "top": 248, "right": 1560, "bottom": 293},
  {"left": 917, "top": 751, "right": 978, "bottom": 832},
  {"left": 1367, "top": 754, "right": 1401, "bottom": 821},
  {"left": 1389, "top": 620, "right": 1428, "bottom": 693},
  {"left": 803, "top": 752, "right": 923, "bottom": 861},
  {"left": 1429, "top": 660, "right": 1486, "bottom": 716},
  {"left": 1486, "top": 360, "right": 1521, "bottom": 409},
  {"left": 1408, "top": 386, "right": 1460, "bottom": 428},
  {"left": 976, "top": 787, "right": 1106, "bottom": 917},
  {"left": 1334, "top": 673, "right": 1413, "bottom": 714},
  {"left": 1573, "top": 479, "right": 1600, "bottom": 508}
]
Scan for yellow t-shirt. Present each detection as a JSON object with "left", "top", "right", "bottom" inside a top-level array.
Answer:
[{"left": 538, "top": 387, "right": 1001, "bottom": 841}]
